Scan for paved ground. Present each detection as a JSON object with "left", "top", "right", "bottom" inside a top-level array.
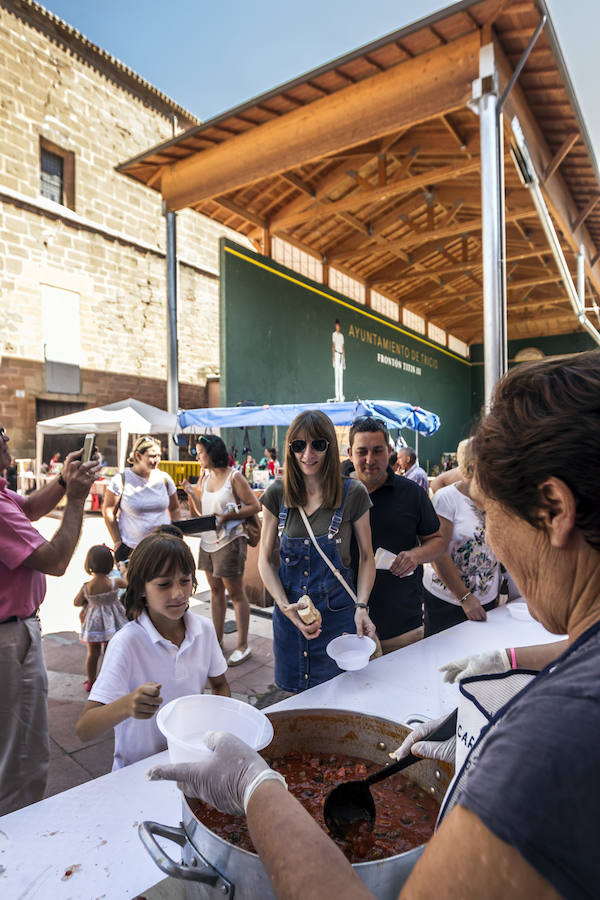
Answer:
[{"left": 36, "top": 512, "right": 287, "bottom": 800}]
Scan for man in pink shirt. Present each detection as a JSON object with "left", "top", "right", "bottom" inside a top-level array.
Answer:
[{"left": 0, "top": 426, "right": 99, "bottom": 815}]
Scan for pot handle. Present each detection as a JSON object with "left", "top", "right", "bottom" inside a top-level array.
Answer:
[
  {"left": 138, "top": 820, "right": 233, "bottom": 895},
  {"left": 402, "top": 713, "right": 430, "bottom": 727}
]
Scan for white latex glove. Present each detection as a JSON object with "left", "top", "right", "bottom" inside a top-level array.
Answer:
[
  {"left": 390, "top": 715, "right": 456, "bottom": 765},
  {"left": 146, "top": 731, "right": 286, "bottom": 815},
  {"left": 438, "top": 648, "right": 511, "bottom": 684}
]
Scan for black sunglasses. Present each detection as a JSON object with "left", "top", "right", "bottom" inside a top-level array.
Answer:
[
  {"left": 289, "top": 438, "right": 329, "bottom": 454},
  {"left": 0, "top": 427, "right": 7, "bottom": 440}
]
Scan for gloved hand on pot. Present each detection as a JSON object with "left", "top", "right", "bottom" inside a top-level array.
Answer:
[
  {"left": 438, "top": 648, "right": 510, "bottom": 684},
  {"left": 390, "top": 715, "right": 456, "bottom": 765},
  {"left": 145, "top": 731, "right": 287, "bottom": 816}
]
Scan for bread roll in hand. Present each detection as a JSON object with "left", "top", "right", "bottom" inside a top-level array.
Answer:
[{"left": 297, "top": 595, "right": 322, "bottom": 627}]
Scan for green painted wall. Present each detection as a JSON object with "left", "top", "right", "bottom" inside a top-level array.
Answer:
[
  {"left": 470, "top": 331, "right": 597, "bottom": 419},
  {"left": 220, "top": 239, "right": 474, "bottom": 469}
]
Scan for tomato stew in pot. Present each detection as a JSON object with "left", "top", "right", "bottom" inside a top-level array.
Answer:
[{"left": 189, "top": 750, "right": 440, "bottom": 863}]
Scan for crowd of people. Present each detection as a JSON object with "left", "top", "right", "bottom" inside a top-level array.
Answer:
[{"left": 2, "top": 350, "right": 599, "bottom": 897}]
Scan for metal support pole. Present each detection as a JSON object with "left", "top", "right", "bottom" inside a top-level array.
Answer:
[
  {"left": 472, "top": 45, "right": 507, "bottom": 409},
  {"left": 510, "top": 118, "right": 600, "bottom": 347},
  {"left": 577, "top": 245, "right": 585, "bottom": 307},
  {"left": 165, "top": 208, "right": 179, "bottom": 461}
]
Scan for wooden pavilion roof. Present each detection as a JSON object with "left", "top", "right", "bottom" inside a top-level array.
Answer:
[{"left": 117, "top": 0, "right": 600, "bottom": 347}]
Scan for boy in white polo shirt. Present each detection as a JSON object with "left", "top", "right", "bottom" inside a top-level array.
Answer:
[{"left": 76, "top": 533, "right": 230, "bottom": 769}]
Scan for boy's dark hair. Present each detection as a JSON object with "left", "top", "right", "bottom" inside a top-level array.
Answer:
[
  {"left": 123, "top": 533, "right": 197, "bottom": 620},
  {"left": 85, "top": 544, "right": 114, "bottom": 575}
]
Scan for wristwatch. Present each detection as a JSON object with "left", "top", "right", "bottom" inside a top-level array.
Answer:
[
  {"left": 355, "top": 602, "right": 370, "bottom": 612},
  {"left": 58, "top": 474, "right": 67, "bottom": 489}
]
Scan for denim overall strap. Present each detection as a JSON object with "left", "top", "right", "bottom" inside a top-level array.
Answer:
[
  {"left": 327, "top": 477, "right": 351, "bottom": 539},
  {"left": 278, "top": 500, "right": 289, "bottom": 537}
]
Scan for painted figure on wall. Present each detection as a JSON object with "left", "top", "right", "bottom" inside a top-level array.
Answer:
[{"left": 331, "top": 318, "right": 346, "bottom": 401}]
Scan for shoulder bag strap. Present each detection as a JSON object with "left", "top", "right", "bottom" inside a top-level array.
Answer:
[
  {"left": 230, "top": 470, "right": 243, "bottom": 508},
  {"left": 113, "top": 472, "right": 125, "bottom": 519},
  {"left": 298, "top": 506, "right": 358, "bottom": 604}
]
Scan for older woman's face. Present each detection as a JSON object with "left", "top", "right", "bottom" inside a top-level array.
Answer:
[{"left": 471, "top": 475, "right": 567, "bottom": 631}]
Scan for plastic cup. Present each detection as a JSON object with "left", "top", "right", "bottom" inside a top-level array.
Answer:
[
  {"left": 157, "top": 694, "right": 273, "bottom": 764},
  {"left": 326, "top": 634, "right": 376, "bottom": 671}
]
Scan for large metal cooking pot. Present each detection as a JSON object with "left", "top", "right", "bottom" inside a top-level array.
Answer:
[{"left": 139, "top": 708, "right": 453, "bottom": 899}]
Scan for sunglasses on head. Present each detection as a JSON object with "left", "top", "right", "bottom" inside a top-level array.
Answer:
[
  {"left": 0, "top": 427, "right": 6, "bottom": 440},
  {"left": 289, "top": 438, "right": 329, "bottom": 454}
]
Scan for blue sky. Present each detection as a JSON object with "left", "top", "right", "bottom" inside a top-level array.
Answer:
[{"left": 39, "top": 0, "right": 599, "bottom": 163}]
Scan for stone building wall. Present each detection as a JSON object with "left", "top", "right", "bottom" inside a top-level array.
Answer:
[{"left": 0, "top": 0, "right": 248, "bottom": 458}]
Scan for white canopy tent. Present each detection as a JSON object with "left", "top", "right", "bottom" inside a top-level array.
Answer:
[{"left": 35, "top": 398, "right": 177, "bottom": 480}]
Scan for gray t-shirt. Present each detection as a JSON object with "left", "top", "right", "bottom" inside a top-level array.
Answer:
[{"left": 261, "top": 477, "right": 371, "bottom": 568}]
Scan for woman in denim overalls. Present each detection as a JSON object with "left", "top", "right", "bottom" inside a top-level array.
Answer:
[{"left": 259, "top": 411, "right": 376, "bottom": 692}]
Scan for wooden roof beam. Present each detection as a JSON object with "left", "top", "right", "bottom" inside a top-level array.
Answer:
[
  {"left": 329, "top": 206, "right": 535, "bottom": 264},
  {"left": 208, "top": 197, "right": 266, "bottom": 230},
  {"left": 271, "top": 158, "right": 481, "bottom": 229},
  {"left": 268, "top": 153, "right": 376, "bottom": 227},
  {"left": 280, "top": 172, "right": 315, "bottom": 196},
  {"left": 160, "top": 31, "right": 480, "bottom": 210},
  {"left": 420, "top": 245, "right": 550, "bottom": 283},
  {"left": 411, "top": 273, "right": 563, "bottom": 307},
  {"left": 572, "top": 195, "right": 600, "bottom": 234},
  {"left": 323, "top": 191, "right": 429, "bottom": 261},
  {"left": 542, "top": 132, "right": 579, "bottom": 183}
]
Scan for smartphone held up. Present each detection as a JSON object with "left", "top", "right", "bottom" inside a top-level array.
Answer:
[{"left": 83, "top": 433, "right": 96, "bottom": 463}]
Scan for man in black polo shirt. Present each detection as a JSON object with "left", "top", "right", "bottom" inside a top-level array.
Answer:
[{"left": 348, "top": 417, "right": 445, "bottom": 652}]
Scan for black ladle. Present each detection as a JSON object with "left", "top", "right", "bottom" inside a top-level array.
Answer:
[{"left": 323, "top": 708, "right": 458, "bottom": 839}]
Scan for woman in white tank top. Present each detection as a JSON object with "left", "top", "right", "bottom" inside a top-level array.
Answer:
[{"left": 183, "top": 435, "right": 260, "bottom": 667}]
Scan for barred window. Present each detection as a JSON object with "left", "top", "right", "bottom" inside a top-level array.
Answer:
[
  {"left": 272, "top": 237, "right": 322, "bottom": 282},
  {"left": 41, "top": 149, "right": 63, "bottom": 204},
  {"left": 329, "top": 268, "right": 366, "bottom": 304},
  {"left": 448, "top": 334, "right": 469, "bottom": 358},
  {"left": 371, "top": 290, "right": 399, "bottom": 321},
  {"left": 39, "top": 137, "right": 75, "bottom": 209},
  {"left": 402, "top": 308, "right": 426, "bottom": 334},
  {"left": 427, "top": 322, "right": 447, "bottom": 346}
]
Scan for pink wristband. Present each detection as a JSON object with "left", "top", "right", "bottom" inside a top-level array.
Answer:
[{"left": 509, "top": 647, "right": 517, "bottom": 669}]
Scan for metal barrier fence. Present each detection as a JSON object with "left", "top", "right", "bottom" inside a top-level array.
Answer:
[{"left": 158, "top": 461, "right": 203, "bottom": 484}]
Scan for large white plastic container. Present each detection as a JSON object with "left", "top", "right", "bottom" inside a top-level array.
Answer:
[
  {"left": 326, "top": 634, "right": 376, "bottom": 671},
  {"left": 157, "top": 694, "right": 274, "bottom": 764}
]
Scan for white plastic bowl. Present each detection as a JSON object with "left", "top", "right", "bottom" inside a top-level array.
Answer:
[
  {"left": 326, "top": 634, "right": 376, "bottom": 671},
  {"left": 156, "top": 694, "right": 274, "bottom": 764},
  {"left": 507, "top": 601, "right": 533, "bottom": 622}
]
